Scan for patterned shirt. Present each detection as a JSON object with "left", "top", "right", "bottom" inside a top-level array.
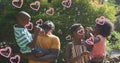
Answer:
[
  {"left": 72, "top": 43, "right": 89, "bottom": 63},
  {"left": 13, "top": 25, "right": 32, "bottom": 53}
]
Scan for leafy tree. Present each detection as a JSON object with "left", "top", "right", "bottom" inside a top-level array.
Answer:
[
  {"left": 107, "top": 31, "right": 120, "bottom": 50},
  {"left": 0, "top": 0, "right": 116, "bottom": 63},
  {"left": 114, "top": 16, "right": 120, "bottom": 32}
]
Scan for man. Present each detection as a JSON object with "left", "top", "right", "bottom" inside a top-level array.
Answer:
[{"left": 23, "top": 21, "right": 60, "bottom": 63}]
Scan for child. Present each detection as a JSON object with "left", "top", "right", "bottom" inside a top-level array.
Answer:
[
  {"left": 13, "top": 11, "right": 49, "bottom": 57},
  {"left": 65, "top": 24, "right": 89, "bottom": 63},
  {"left": 86, "top": 16, "right": 113, "bottom": 63}
]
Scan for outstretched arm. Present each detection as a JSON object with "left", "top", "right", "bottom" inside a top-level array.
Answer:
[
  {"left": 28, "top": 26, "right": 40, "bottom": 48},
  {"left": 65, "top": 44, "right": 74, "bottom": 63},
  {"left": 24, "top": 36, "right": 60, "bottom": 62},
  {"left": 86, "top": 27, "right": 93, "bottom": 39},
  {"left": 22, "top": 48, "right": 59, "bottom": 62},
  {"left": 86, "top": 27, "right": 100, "bottom": 43}
]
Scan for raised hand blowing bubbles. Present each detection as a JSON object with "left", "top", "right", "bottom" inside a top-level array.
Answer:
[
  {"left": 36, "top": 19, "right": 43, "bottom": 27},
  {"left": 36, "top": 19, "right": 44, "bottom": 33}
]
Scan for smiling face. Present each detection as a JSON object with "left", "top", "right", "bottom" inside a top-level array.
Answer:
[
  {"left": 73, "top": 26, "right": 85, "bottom": 39},
  {"left": 18, "top": 16, "right": 31, "bottom": 27},
  {"left": 41, "top": 21, "right": 55, "bottom": 34},
  {"left": 17, "top": 11, "right": 31, "bottom": 27}
]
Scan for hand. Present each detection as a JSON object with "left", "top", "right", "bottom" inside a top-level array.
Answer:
[
  {"left": 86, "top": 45, "right": 93, "bottom": 51},
  {"left": 81, "top": 51, "right": 89, "bottom": 56},
  {"left": 35, "top": 24, "right": 45, "bottom": 34},
  {"left": 34, "top": 26, "right": 40, "bottom": 34},
  {"left": 86, "top": 27, "right": 93, "bottom": 34},
  {"left": 91, "top": 56, "right": 104, "bottom": 62},
  {"left": 35, "top": 51, "right": 44, "bottom": 57},
  {"left": 62, "top": 58, "right": 66, "bottom": 63}
]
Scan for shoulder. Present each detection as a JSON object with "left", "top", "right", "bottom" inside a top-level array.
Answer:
[
  {"left": 49, "top": 35, "right": 60, "bottom": 44},
  {"left": 68, "top": 42, "right": 73, "bottom": 45},
  {"left": 13, "top": 25, "right": 25, "bottom": 31},
  {"left": 96, "top": 35, "right": 105, "bottom": 41},
  {"left": 50, "top": 35, "right": 60, "bottom": 40},
  {"left": 96, "top": 35, "right": 105, "bottom": 38},
  {"left": 66, "top": 42, "right": 73, "bottom": 49},
  {"left": 94, "top": 35, "right": 105, "bottom": 43},
  {"left": 13, "top": 25, "right": 18, "bottom": 30}
]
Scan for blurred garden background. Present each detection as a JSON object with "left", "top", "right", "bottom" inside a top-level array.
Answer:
[{"left": 0, "top": 0, "right": 120, "bottom": 63}]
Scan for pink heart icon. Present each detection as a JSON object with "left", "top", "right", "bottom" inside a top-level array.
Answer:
[
  {"left": 36, "top": 19, "right": 43, "bottom": 25},
  {"left": 86, "top": 37, "right": 94, "bottom": 45},
  {"left": 30, "top": 1, "right": 40, "bottom": 11},
  {"left": 36, "top": 19, "right": 43, "bottom": 27},
  {"left": 96, "top": 18, "right": 105, "bottom": 25},
  {"left": 57, "top": 29, "right": 62, "bottom": 34},
  {"left": 95, "top": 16, "right": 106, "bottom": 25},
  {"left": 10, "top": 55, "right": 20, "bottom": 63},
  {"left": 12, "top": 0, "right": 24, "bottom": 8},
  {"left": 77, "top": 29, "right": 85, "bottom": 35},
  {"left": 61, "top": 0, "right": 72, "bottom": 8},
  {"left": 46, "top": 7, "right": 55, "bottom": 16},
  {"left": 0, "top": 46, "right": 12, "bottom": 58},
  {"left": 66, "top": 35, "right": 71, "bottom": 40},
  {"left": 25, "top": 22, "right": 33, "bottom": 31}
]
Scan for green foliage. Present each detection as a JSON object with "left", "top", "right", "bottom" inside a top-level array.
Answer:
[
  {"left": 107, "top": 0, "right": 116, "bottom": 4},
  {"left": 115, "top": 0, "right": 120, "bottom": 5},
  {"left": 0, "top": 0, "right": 116, "bottom": 63},
  {"left": 92, "top": 4, "right": 116, "bottom": 23},
  {"left": 115, "top": 16, "right": 120, "bottom": 32},
  {"left": 107, "top": 31, "right": 120, "bottom": 50},
  {"left": 106, "top": 40, "right": 112, "bottom": 51}
]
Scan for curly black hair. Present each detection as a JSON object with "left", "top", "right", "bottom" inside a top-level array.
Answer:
[{"left": 96, "top": 21, "right": 113, "bottom": 37}]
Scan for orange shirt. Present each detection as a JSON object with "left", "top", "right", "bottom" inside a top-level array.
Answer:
[
  {"left": 29, "top": 34, "right": 60, "bottom": 63},
  {"left": 91, "top": 35, "right": 106, "bottom": 58}
]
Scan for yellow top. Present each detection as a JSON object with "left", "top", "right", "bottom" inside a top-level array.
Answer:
[{"left": 28, "top": 34, "right": 60, "bottom": 63}]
